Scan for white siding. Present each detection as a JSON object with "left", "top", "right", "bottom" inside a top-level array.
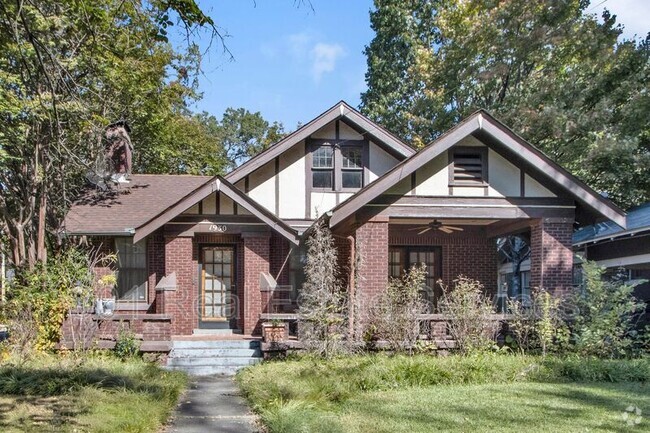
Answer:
[
  {"left": 311, "top": 123, "right": 336, "bottom": 139},
  {"left": 311, "top": 192, "right": 338, "bottom": 218},
  {"left": 248, "top": 161, "right": 276, "bottom": 213},
  {"left": 339, "top": 122, "right": 364, "bottom": 140},
  {"left": 220, "top": 193, "right": 234, "bottom": 215},
  {"left": 201, "top": 194, "right": 217, "bottom": 214},
  {"left": 369, "top": 141, "right": 398, "bottom": 182},
  {"left": 525, "top": 174, "right": 556, "bottom": 197},
  {"left": 415, "top": 154, "right": 448, "bottom": 195},
  {"left": 488, "top": 149, "right": 521, "bottom": 197},
  {"left": 279, "top": 140, "right": 306, "bottom": 218}
]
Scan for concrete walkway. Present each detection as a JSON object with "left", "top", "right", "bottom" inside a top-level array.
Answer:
[{"left": 168, "top": 376, "right": 259, "bottom": 433}]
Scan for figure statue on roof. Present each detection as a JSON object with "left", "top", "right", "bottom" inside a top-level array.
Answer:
[{"left": 105, "top": 121, "right": 133, "bottom": 183}]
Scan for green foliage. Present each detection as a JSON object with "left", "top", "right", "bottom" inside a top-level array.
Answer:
[
  {"left": 113, "top": 325, "right": 141, "bottom": 360},
  {"left": 438, "top": 276, "right": 497, "bottom": 353},
  {"left": 298, "top": 220, "right": 348, "bottom": 357},
  {"left": 536, "top": 289, "right": 570, "bottom": 356},
  {"left": 0, "top": 353, "right": 188, "bottom": 432},
  {"left": 362, "top": 0, "right": 650, "bottom": 208},
  {"left": 2, "top": 248, "right": 95, "bottom": 352},
  {"left": 571, "top": 261, "right": 647, "bottom": 358},
  {"left": 369, "top": 264, "right": 428, "bottom": 353},
  {"left": 0, "top": 0, "right": 221, "bottom": 269}
]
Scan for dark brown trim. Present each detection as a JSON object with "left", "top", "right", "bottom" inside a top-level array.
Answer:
[
  {"left": 520, "top": 170, "right": 526, "bottom": 197},
  {"left": 328, "top": 111, "right": 626, "bottom": 229},
  {"left": 198, "top": 199, "right": 203, "bottom": 215},
  {"left": 410, "top": 172, "right": 417, "bottom": 195},
  {"left": 133, "top": 176, "right": 299, "bottom": 244},
  {"left": 244, "top": 176, "right": 250, "bottom": 193},
  {"left": 486, "top": 219, "right": 535, "bottom": 239},
  {"left": 274, "top": 157, "right": 280, "bottom": 216},
  {"left": 225, "top": 101, "right": 414, "bottom": 184},
  {"left": 360, "top": 203, "right": 575, "bottom": 220}
]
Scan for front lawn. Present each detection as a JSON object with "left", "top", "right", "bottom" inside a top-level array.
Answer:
[
  {"left": 0, "top": 354, "right": 188, "bottom": 433},
  {"left": 237, "top": 354, "right": 650, "bottom": 433}
]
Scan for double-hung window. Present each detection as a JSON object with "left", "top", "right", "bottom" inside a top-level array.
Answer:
[
  {"left": 341, "top": 147, "right": 363, "bottom": 189},
  {"left": 311, "top": 144, "right": 334, "bottom": 189},
  {"left": 115, "top": 238, "right": 147, "bottom": 302},
  {"left": 310, "top": 140, "right": 366, "bottom": 191}
]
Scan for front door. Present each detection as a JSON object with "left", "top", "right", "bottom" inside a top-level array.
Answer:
[{"left": 200, "top": 246, "right": 236, "bottom": 329}]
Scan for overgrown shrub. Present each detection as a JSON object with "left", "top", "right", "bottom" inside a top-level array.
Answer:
[
  {"left": 2, "top": 248, "right": 93, "bottom": 353},
  {"left": 570, "top": 261, "right": 646, "bottom": 358},
  {"left": 369, "top": 265, "right": 428, "bottom": 353},
  {"left": 114, "top": 325, "right": 140, "bottom": 360},
  {"left": 438, "top": 276, "right": 497, "bottom": 353},
  {"left": 298, "top": 220, "right": 348, "bottom": 358}
]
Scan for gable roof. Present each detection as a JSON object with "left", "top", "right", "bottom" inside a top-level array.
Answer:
[
  {"left": 225, "top": 100, "right": 415, "bottom": 184},
  {"left": 573, "top": 202, "right": 650, "bottom": 246},
  {"left": 328, "top": 110, "right": 626, "bottom": 229},
  {"left": 64, "top": 175, "right": 211, "bottom": 236},
  {"left": 132, "top": 175, "right": 299, "bottom": 244}
]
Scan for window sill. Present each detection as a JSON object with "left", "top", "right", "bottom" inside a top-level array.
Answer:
[
  {"left": 114, "top": 301, "right": 150, "bottom": 312},
  {"left": 448, "top": 182, "right": 488, "bottom": 188}
]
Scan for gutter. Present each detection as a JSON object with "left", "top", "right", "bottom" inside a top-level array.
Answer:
[{"left": 573, "top": 226, "right": 650, "bottom": 247}]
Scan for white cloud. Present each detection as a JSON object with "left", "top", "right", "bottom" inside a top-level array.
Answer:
[
  {"left": 288, "top": 32, "right": 313, "bottom": 60},
  {"left": 592, "top": 0, "right": 650, "bottom": 40},
  {"left": 310, "top": 42, "right": 345, "bottom": 82}
]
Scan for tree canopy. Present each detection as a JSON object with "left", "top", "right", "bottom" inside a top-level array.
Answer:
[
  {"left": 0, "top": 0, "right": 219, "bottom": 268},
  {"left": 361, "top": 0, "right": 650, "bottom": 209}
]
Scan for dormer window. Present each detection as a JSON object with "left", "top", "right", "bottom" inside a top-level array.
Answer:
[{"left": 309, "top": 139, "right": 367, "bottom": 191}]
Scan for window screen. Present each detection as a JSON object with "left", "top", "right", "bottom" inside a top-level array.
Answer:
[{"left": 115, "top": 238, "right": 147, "bottom": 301}]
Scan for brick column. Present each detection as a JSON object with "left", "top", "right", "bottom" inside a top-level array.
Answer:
[
  {"left": 163, "top": 236, "right": 197, "bottom": 335},
  {"left": 242, "top": 232, "right": 270, "bottom": 336},
  {"left": 530, "top": 218, "right": 574, "bottom": 293},
  {"left": 355, "top": 217, "right": 389, "bottom": 320}
]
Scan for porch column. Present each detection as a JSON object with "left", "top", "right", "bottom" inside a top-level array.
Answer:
[
  {"left": 242, "top": 232, "right": 270, "bottom": 336},
  {"left": 530, "top": 217, "right": 574, "bottom": 293},
  {"left": 162, "top": 235, "right": 197, "bottom": 335},
  {"left": 354, "top": 217, "right": 389, "bottom": 324}
]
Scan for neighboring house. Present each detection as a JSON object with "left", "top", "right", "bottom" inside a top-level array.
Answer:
[
  {"left": 573, "top": 202, "right": 650, "bottom": 315},
  {"left": 63, "top": 101, "right": 625, "bottom": 344}
]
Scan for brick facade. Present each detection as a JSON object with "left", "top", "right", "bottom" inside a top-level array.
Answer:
[
  {"left": 530, "top": 218, "right": 574, "bottom": 292},
  {"left": 354, "top": 217, "right": 390, "bottom": 311},
  {"left": 388, "top": 225, "right": 498, "bottom": 296},
  {"left": 242, "top": 233, "right": 271, "bottom": 335},
  {"left": 162, "top": 235, "right": 196, "bottom": 335}
]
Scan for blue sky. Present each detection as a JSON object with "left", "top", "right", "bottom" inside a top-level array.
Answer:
[
  {"left": 189, "top": 0, "right": 648, "bottom": 131},
  {"left": 191, "top": 0, "right": 374, "bottom": 130}
]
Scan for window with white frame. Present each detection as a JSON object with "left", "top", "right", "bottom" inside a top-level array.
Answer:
[{"left": 115, "top": 238, "right": 147, "bottom": 302}]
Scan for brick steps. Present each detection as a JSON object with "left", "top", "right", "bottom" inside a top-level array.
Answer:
[{"left": 166, "top": 339, "right": 262, "bottom": 376}]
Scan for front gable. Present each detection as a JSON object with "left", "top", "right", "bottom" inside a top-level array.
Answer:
[
  {"left": 330, "top": 110, "right": 625, "bottom": 229},
  {"left": 225, "top": 101, "right": 414, "bottom": 222}
]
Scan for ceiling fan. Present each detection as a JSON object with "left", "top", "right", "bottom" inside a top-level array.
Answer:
[{"left": 409, "top": 220, "right": 464, "bottom": 235}]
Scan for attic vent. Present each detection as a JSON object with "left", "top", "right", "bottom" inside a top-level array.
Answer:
[{"left": 451, "top": 147, "right": 487, "bottom": 185}]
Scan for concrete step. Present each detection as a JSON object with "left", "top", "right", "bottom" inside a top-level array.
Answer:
[
  {"left": 167, "top": 356, "right": 261, "bottom": 368},
  {"left": 170, "top": 347, "right": 261, "bottom": 358},
  {"left": 166, "top": 365, "right": 252, "bottom": 376},
  {"left": 170, "top": 340, "right": 260, "bottom": 350}
]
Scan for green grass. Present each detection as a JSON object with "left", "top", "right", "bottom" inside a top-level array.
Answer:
[
  {"left": 0, "top": 354, "right": 188, "bottom": 433},
  {"left": 237, "top": 354, "right": 650, "bottom": 433}
]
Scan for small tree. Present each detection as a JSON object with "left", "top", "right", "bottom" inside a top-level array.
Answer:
[
  {"left": 571, "top": 261, "right": 646, "bottom": 358},
  {"left": 438, "top": 276, "right": 497, "bottom": 354},
  {"left": 297, "top": 220, "right": 347, "bottom": 357},
  {"left": 370, "top": 264, "right": 428, "bottom": 354}
]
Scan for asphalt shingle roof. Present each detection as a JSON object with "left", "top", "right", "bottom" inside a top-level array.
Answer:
[
  {"left": 64, "top": 174, "right": 211, "bottom": 235},
  {"left": 573, "top": 202, "right": 650, "bottom": 245}
]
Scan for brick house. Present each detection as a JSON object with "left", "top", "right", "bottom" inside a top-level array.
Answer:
[{"left": 63, "top": 101, "right": 625, "bottom": 346}]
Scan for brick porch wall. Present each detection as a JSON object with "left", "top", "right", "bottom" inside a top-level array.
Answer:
[
  {"left": 242, "top": 233, "right": 270, "bottom": 335},
  {"left": 163, "top": 236, "right": 196, "bottom": 335},
  {"left": 354, "top": 217, "right": 390, "bottom": 312},
  {"left": 530, "top": 218, "right": 574, "bottom": 292}
]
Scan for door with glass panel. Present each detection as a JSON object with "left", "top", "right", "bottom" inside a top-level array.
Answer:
[
  {"left": 200, "top": 246, "right": 235, "bottom": 327},
  {"left": 389, "top": 246, "right": 442, "bottom": 310}
]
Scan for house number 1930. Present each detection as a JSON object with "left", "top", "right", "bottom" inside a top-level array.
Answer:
[{"left": 208, "top": 224, "right": 227, "bottom": 232}]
